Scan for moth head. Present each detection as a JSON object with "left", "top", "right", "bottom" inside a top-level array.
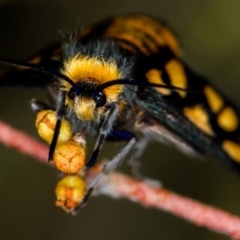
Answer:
[{"left": 60, "top": 55, "right": 123, "bottom": 121}]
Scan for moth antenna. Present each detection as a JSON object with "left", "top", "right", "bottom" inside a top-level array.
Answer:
[
  {"left": 97, "top": 79, "right": 191, "bottom": 92},
  {"left": 0, "top": 58, "right": 76, "bottom": 87}
]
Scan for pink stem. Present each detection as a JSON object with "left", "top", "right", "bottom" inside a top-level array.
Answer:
[
  {"left": 0, "top": 120, "right": 48, "bottom": 162},
  {"left": 0, "top": 119, "right": 240, "bottom": 239},
  {"left": 109, "top": 173, "right": 240, "bottom": 239}
]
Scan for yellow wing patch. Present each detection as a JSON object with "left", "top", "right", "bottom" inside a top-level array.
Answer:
[
  {"left": 204, "top": 86, "right": 224, "bottom": 113},
  {"left": 184, "top": 105, "right": 213, "bottom": 135},
  {"left": 218, "top": 107, "right": 239, "bottom": 132},
  {"left": 104, "top": 15, "right": 181, "bottom": 56},
  {"left": 146, "top": 69, "right": 171, "bottom": 95},
  {"left": 29, "top": 56, "right": 42, "bottom": 64},
  {"left": 223, "top": 140, "right": 240, "bottom": 162},
  {"left": 165, "top": 59, "right": 187, "bottom": 98}
]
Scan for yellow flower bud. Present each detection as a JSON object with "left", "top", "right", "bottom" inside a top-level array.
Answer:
[
  {"left": 35, "top": 110, "right": 72, "bottom": 145},
  {"left": 54, "top": 140, "right": 86, "bottom": 174},
  {"left": 55, "top": 174, "right": 86, "bottom": 213}
]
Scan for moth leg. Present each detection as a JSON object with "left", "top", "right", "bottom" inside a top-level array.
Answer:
[
  {"left": 85, "top": 103, "right": 119, "bottom": 169},
  {"left": 30, "top": 99, "right": 53, "bottom": 112},
  {"left": 106, "top": 130, "right": 136, "bottom": 142},
  {"left": 48, "top": 92, "right": 67, "bottom": 161},
  {"left": 106, "top": 130, "right": 148, "bottom": 179},
  {"left": 129, "top": 137, "right": 149, "bottom": 179},
  {"left": 103, "top": 138, "right": 136, "bottom": 173},
  {"left": 72, "top": 138, "right": 136, "bottom": 215}
]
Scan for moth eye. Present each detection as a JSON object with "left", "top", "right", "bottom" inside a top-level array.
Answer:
[
  {"left": 68, "top": 87, "right": 76, "bottom": 100},
  {"left": 93, "top": 91, "right": 106, "bottom": 107}
]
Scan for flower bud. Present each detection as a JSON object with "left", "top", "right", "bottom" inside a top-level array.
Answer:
[
  {"left": 55, "top": 174, "right": 86, "bottom": 213},
  {"left": 54, "top": 140, "right": 86, "bottom": 174},
  {"left": 35, "top": 110, "right": 72, "bottom": 145}
]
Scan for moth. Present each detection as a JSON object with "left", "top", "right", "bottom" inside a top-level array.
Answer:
[{"left": 1, "top": 14, "right": 240, "bottom": 177}]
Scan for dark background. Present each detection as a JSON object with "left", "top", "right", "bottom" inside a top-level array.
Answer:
[{"left": 0, "top": 0, "right": 240, "bottom": 239}]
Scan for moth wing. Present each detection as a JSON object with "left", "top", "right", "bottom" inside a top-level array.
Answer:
[
  {"left": 0, "top": 42, "right": 62, "bottom": 89},
  {"left": 136, "top": 61, "right": 240, "bottom": 175}
]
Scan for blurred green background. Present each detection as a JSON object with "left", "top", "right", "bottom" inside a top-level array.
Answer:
[{"left": 0, "top": 0, "right": 240, "bottom": 239}]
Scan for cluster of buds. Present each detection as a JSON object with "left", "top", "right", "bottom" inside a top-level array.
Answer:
[
  {"left": 34, "top": 106, "right": 88, "bottom": 213},
  {"left": 35, "top": 110, "right": 86, "bottom": 174},
  {"left": 32, "top": 102, "right": 134, "bottom": 214}
]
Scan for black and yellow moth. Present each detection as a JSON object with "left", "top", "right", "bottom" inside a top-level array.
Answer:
[{"left": 1, "top": 14, "right": 240, "bottom": 176}]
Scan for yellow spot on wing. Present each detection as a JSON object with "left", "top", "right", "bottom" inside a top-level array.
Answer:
[
  {"left": 184, "top": 105, "right": 213, "bottom": 135},
  {"left": 29, "top": 56, "right": 42, "bottom": 64},
  {"left": 106, "top": 30, "right": 150, "bottom": 55},
  {"left": 146, "top": 69, "right": 171, "bottom": 95},
  {"left": 51, "top": 48, "right": 62, "bottom": 61},
  {"left": 204, "top": 86, "right": 223, "bottom": 113},
  {"left": 166, "top": 59, "right": 187, "bottom": 98},
  {"left": 105, "top": 15, "right": 181, "bottom": 56},
  {"left": 218, "top": 107, "right": 239, "bottom": 132},
  {"left": 223, "top": 140, "right": 240, "bottom": 162}
]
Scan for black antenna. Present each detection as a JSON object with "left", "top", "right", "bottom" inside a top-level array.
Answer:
[
  {"left": 0, "top": 58, "right": 76, "bottom": 87},
  {"left": 97, "top": 79, "right": 191, "bottom": 92},
  {"left": 0, "top": 58, "right": 78, "bottom": 162}
]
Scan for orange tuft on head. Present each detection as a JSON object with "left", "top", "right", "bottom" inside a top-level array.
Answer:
[{"left": 61, "top": 55, "right": 124, "bottom": 102}]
